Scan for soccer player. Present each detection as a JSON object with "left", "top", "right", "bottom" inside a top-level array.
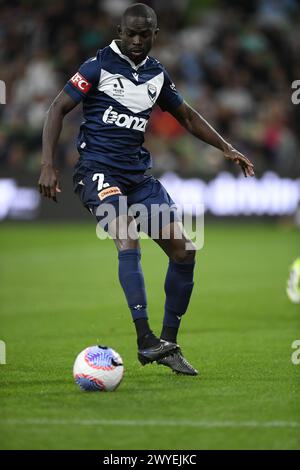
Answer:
[{"left": 38, "top": 3, "right": 254, "bottom": 375}]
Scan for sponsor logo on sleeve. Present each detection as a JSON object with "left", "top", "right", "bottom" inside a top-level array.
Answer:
[
  {"left": 98, "top": 186, "right": 122, "bottom": 201},
  {"left": 147, "top": 83, "right": 157, "bottom": 102},
  {"left": 70, "top": 72, "right": 92, "bottom": 93}
]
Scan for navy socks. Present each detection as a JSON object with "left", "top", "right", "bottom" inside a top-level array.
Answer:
[
  {"left": 161, "top": 259, "right": 195, "bottom": 343},
  {"left": 118, "top": 249, "right": 195, "bottom": 347},
  {"left": 118, "top": 249, "right": 159, "bottom": 348},
  {"left": 118, "top": 249, "right": 148, "bottom": 321}
]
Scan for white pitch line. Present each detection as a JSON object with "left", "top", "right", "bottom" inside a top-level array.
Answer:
[{"left": 0, "top": 419, "right": 299, "bottom": 428}]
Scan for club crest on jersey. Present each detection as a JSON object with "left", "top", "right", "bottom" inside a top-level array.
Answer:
[{"left": 147, "top": 84, "right": 157, "bottom": 102}]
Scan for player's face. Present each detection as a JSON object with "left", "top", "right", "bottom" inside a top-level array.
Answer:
[{"left": 118, "top": 16, "right": 158, "bottom": 64}]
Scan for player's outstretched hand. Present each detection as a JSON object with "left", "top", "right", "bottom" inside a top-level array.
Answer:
[
  {"left": 38, "top": 163, "right": 61, "bottom": 202},
  {"left": 223, "top": 144, "right": 255, "bottom": 178}
]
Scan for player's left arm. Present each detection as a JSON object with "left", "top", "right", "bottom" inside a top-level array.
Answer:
[{"left": 170, "top": 100, "right": 255, "bottom": 177}]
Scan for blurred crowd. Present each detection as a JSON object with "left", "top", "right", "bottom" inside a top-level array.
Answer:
[{"left": 0, "top": 0, "right": 300, "bottom": 179}]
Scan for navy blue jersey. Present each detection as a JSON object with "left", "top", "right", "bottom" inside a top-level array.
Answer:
[{"left": 64, "top": 40, "right": 183, "bottom": 171}]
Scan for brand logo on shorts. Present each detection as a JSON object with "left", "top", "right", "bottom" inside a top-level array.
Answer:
[
  {"left": 70, "top": 72, "right": 92, "bottom": 93},
  {"left": 102, "top": 106, "right": 148, "bottom": 132},
  {"left": 98, "top": 186, "right": 122, "bottom": 200}
]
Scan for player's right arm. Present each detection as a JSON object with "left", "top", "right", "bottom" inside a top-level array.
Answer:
[
  {"left": 39, "top": 54, "right": 101, "bottom": 201},
  {"left": 39, "top": 91, "right": 78, "bottom": 201}
]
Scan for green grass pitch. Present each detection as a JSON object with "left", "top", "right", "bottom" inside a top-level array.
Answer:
[{"left": 0, "top": 221, "right": 299, "bottom": 450}]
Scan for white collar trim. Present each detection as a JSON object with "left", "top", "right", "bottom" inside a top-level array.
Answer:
[{"left": 109, "top": 40, "right": 148, "bottom": 70}]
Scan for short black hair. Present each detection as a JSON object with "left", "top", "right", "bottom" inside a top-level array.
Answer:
[{"left": 121, "top": 3, "right": 158, "bottom": 29}]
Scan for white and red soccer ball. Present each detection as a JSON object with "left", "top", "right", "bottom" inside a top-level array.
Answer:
[{"left": 73, "top": 345, "right": 124, "bottom": 391}]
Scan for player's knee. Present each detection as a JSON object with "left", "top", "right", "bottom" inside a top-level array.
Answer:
[
  {"left": 109, "top": 215, "right": 139, "bottom": 251},
  {"left": 171, "top": 247, "right": 196, "bottom": 264},
  {"left": 117, "top": 239, "right": 139, "bottom": 251}
]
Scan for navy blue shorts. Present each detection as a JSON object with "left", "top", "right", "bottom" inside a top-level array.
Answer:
[{"left": 73, "top": 158, "right": 178, "bottom": 235}]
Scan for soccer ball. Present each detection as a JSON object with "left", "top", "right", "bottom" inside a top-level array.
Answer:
[
  {"left": 287, "top": 258, "right": 300, "bottom": 304},
  {"left": 73, "top": 345, "right": 124, "bottom": 391}
]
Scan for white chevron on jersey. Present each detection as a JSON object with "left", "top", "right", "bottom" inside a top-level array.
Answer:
[{"left": 98, "top": 69, "right": 164, "bottom": 114}]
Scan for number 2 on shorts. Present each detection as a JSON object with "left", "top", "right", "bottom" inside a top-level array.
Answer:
[{"left": 92, "top": 173, "right": 106, "bottom": 191}]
